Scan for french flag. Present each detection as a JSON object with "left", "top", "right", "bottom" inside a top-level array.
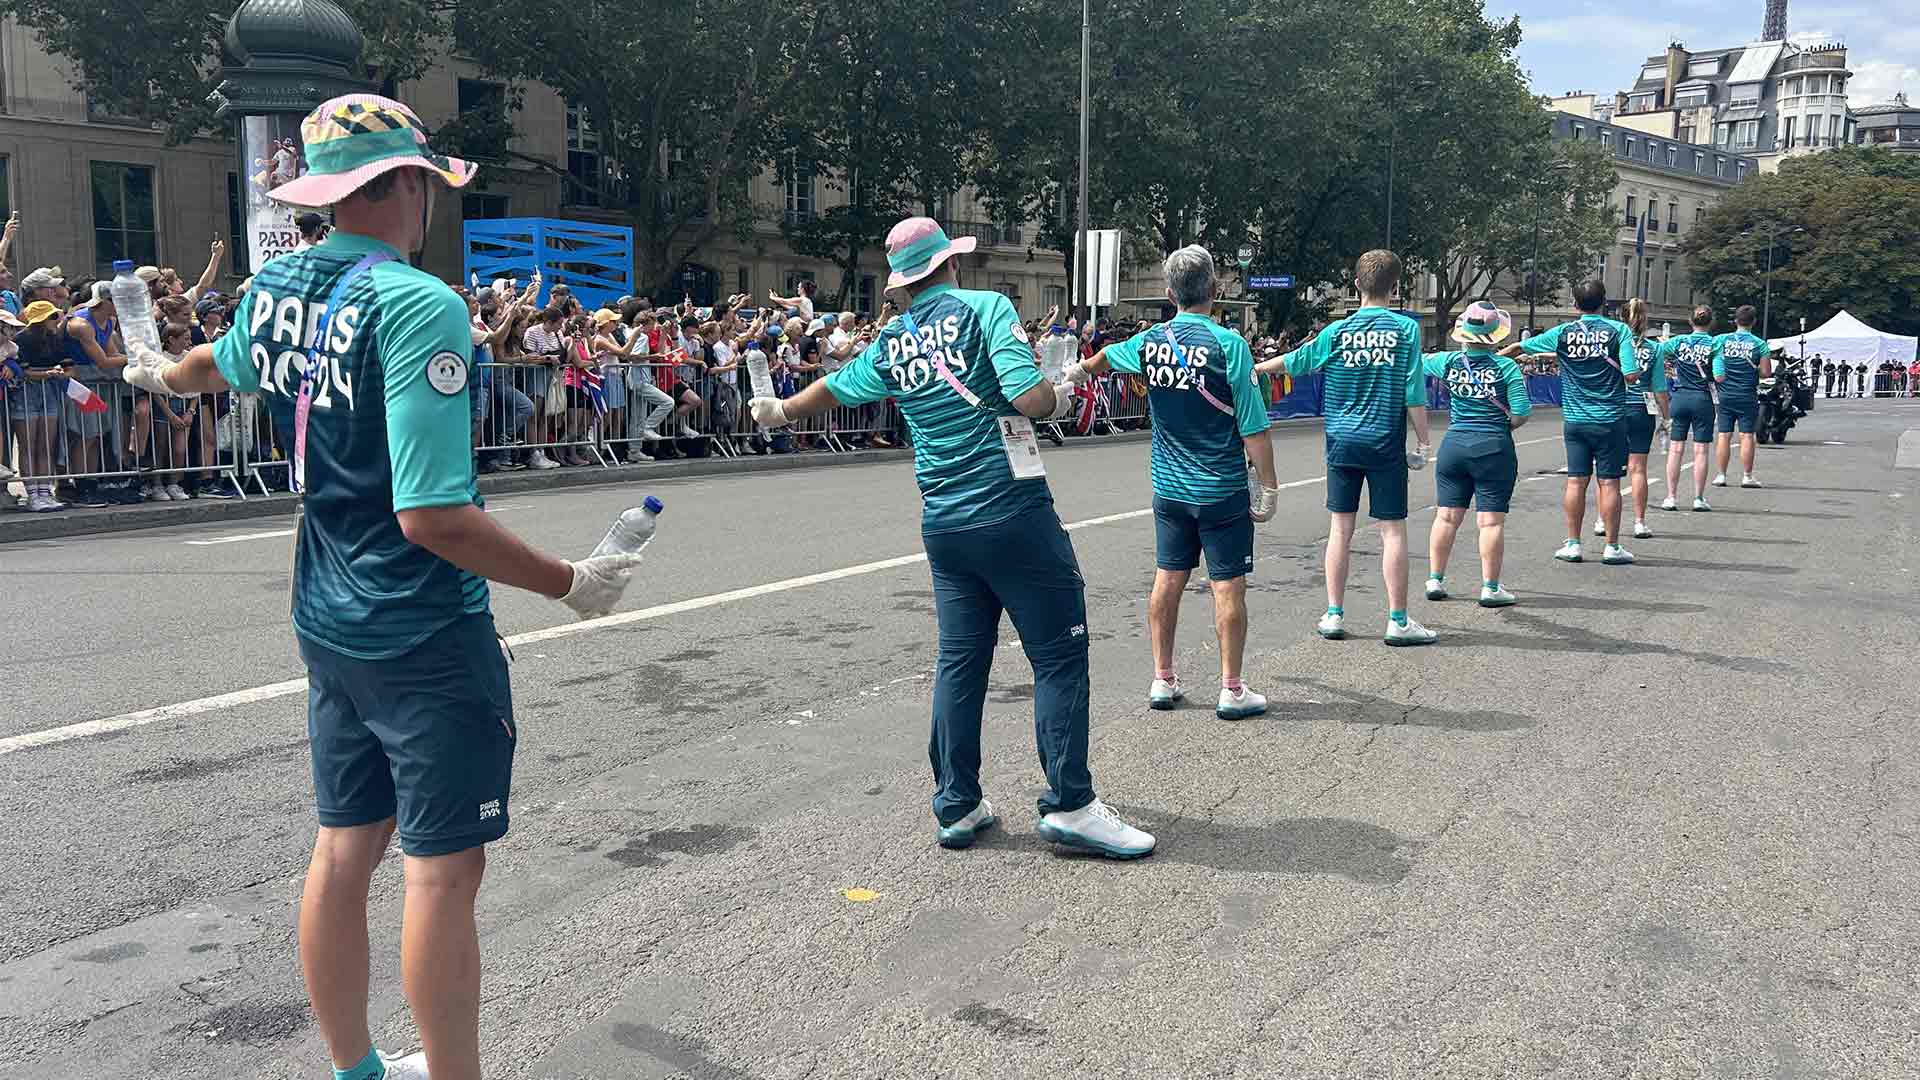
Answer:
[{"left": 66, "top": 378, "right": 108, "bottom": 415}]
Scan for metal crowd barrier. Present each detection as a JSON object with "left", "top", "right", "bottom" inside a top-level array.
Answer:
[{"left": 1, "top": 374, "right": 247, "bottom": 502}]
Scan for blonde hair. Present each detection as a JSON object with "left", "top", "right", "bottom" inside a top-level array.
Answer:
[{"left": 1623, "top": 297, "right": 1649, "bottom": 337}]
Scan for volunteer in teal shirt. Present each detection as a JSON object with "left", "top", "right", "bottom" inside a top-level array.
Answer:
[
  {"left": 1421, "top": 301, "right": 1530, "bottom": 609},
  {"left": 1657, "top": 306, "right": 1720, "bottom": 510},
  {"left": 1255, "top": 248, "right": 1436, "bottom": 646},
  {"left": 1072, "top": 244, "right": 1278, "bottom": 721},
  {"left": 1596, "top": 298, "right": 1671, "bottom": 541},
  {"left": 753, "top": 216, "right": 1155, "bottom": 860},
  {"left": 1504, "top": 278, "right": 1639, "bottom": 564},
  {"left": 116, "top": 92, "right": 645, "bottom": 1080},
  {"left": 1711, "top": 303, "right": 1773, "bottom": 488}
]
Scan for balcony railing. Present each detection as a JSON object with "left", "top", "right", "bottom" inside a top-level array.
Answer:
[{"left": 939, "top": 219, "right": 1025, "bottom": 248}]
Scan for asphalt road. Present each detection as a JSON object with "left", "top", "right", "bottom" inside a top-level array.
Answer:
[{"left": 3, "top": 400, "right": 1917, "bottom": 1079}]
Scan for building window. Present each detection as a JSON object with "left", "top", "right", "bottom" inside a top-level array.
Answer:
[
  {"left": 1663, "top": 259, "right": 1675, "bottom": 304},
  {"left": 1678, "top": 125, "right": 1695, "bottom": 144},
  {"left": 456, "top": 79, "right": 508, "bottom": 159},
  {"left": 783, "top": 156, "right": 814, "bottom": 224},
  {"left": 857, "top": 274, "right": 876, "bottom": 316},
  {"left": 1668, "top": 201, "right": 1678, "bottom": 232},
  {"left": 1620, "top": 256, "right": 1630, "bottom": 298},
  {"left": 0, "top": 155, "right": 10, "bottom": 223},
  {"left": 1695, "top": 204, "right": 1706, "bottom": 228},
  {"left": 1783, "top": 116, "right": 1797, "bottom": 148},
  {"left": 1686, "top": 58, "right": 1721, "bottom": 78},
  {"left": 1643, "top": 258, "right": 1654, "bottom": 298},
  {"left": 565, "top": 103, "right": 604, "bottom": 207},
  {"left": 1624, "top": 194, "right": 1637, "bottom": 224},
  {"left": 90, "top": 161, "right": 157, "bottom": 271},
  {"left": 1675, "top": 87, "right": 1710, "bottom": 109},
  {"left": 1043, "top": 284, "right": 1066, "bottom": 312},
  {"left": 1694, "top": 150, "right": 1705, "bottom": 173},
  {"left": 1736, "top": 161, "right": 1748, "bottom": 181},
  {"left": 1572, "top": 123, "right": 1584, "bottom": 141},
  {"left": 1667, "top": 145, "right": 1679, "bottom": 167},
  {"left": 1732, "top": 120, "right": 1760, "bottom": 150},
  {"left": 1626, "top": 136, "right": 1637, "bottom": 157},
  {"left": 783, "top": 269, "right": 815, "bottom": 295},
  {"left": 1786, "top": 76, "right": 1803, "bottom": 97},
  {"left": 462, "top": 192, "right": 509, "bottom": 220},
  {"left": 225, "top": 173, "right": 248, "bottom": 276},
  {"left": 737, "top": 267, "right": 750, "bottom": 297}
]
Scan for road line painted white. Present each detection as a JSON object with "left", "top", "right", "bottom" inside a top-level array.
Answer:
[
  {"left": 12, "top": 433, "right": 1576, "bottom": 755},
  {"left": 1896, "top": 430, "right": 1920, "bottom": 470},
  {"left": 182, "top": 504, "right": 522, "bottom": 545}
]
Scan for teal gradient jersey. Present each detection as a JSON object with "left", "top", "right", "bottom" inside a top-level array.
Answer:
[
  {"left": 1103, "top": 313, "right": 1270, "bottom": 504},
  {"left": 1282, "top": 307, "right": 1426, "bottom": 467},
  {"left": 1712, "top": 330, "right": 1769, "bottom": 404},
  {"left": 213, "top": 232, "right": 489, "bottom": 660},
  {"left": 825, "top": 284, "right": 1047, "bottom": 533},
  {"left": 1518, "top": 315, "right": 1638, "bottom": 424},
  {"left": 1660, "top": 332, "right": 1717, "bottom": 395},
  {"left": 1423, "top": 348, "right": 1530, "bottom": 455},
  {"left": 1622, "top": 335, "right": 1668, "bottom": 406}
]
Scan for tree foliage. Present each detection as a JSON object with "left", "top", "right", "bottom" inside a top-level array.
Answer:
[{"left": 1683, "top": 147, "right": 1920, "bottom": 338}]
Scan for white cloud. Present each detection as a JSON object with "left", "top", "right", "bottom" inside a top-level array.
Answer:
[{"left": 1849, "top": 58, "right": 1919, "bottom": 107}]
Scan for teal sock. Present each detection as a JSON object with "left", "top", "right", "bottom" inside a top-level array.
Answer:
[
  {"left": 335, "top": 1049, "right": 384, "bottom": 1080},
  {"left": 1326, "top": 605, "right": 1343, "bottom": 616},
  {"left": 1484, "top": 580, "right": 1499, "bottom": 590},
  {"left": 1389, "top": 609, "right": 1409, "bottom": 626},
  {"left": 1427, "top": 573, "right": 1444, "bottom": 582}
]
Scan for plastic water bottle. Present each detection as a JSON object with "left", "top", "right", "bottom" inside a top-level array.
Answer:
[
  {"left": 746, "top": 346, "right": 775, "bottom": 398},
  {"left": 591, "top": 496, "right": 664, "bottom": 558},
  {"left": 109, "top": 259, "right": 161, "bottom": 354},
  {"left": 1039, "top": 333, "right": 1075, "bottom": 383}
]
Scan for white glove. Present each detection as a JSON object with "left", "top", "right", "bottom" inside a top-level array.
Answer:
[
  {"left": 1059, "top": 360, "right": 1092, "bottom": 388},
  {"left": 1251, "top": 484, "right": 1279, "bottom": 523},
  {"left": 558, "top": 553, "right": 644, "bottom": 620},
  {"left": 1047, "top": 382, "right": 1079, "bottom": 420},
  {"left": 749, "top": 396, "right": 790, "bottom": 428},
  {"left": 1406, "top": 444, "right": 1430, "bottom": 471},
  {"left": 122, "top": 341, "right": 179, "bottom": 396}
]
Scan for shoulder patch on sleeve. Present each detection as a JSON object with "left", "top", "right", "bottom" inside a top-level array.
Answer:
[
  {"left": 1010, "top": 321, "right": 1030, "bottom": 344},
  {"left": 426, "top": 350, "right": 468, "bottom": 395}
]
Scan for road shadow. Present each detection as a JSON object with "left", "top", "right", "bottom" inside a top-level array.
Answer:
[
  {"left": 609, "top": 1023, "right": 755, "bottom": 1079},
  {"left": 1706, "top": 508, "right": 1853, "bottom": 521},
  {"left": 1637, "top": 556, "right": 1800, "bottom": 574},
  {"left": 1428, "top": 610, "right": 1789, "bottom": 675},
  {"left": 1273, "top": 677, "right": 1536, "bottom": 733},
  {"left": 1094, "top": 811, "right": 1422, "bottom": 884},
  {"left": 1508, "top": 590, "right": 1710, "bottom": 615},
  {"left": 1643, "top": 533, "right": 1808, "bottom": 547},
  {"left": 1757, "top": 485, "right": 1881, "bottom": 494}
]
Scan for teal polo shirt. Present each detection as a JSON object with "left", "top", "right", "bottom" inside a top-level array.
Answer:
[
  {"left": 1102, "top": 312, "right": 1270, "bottom": 505},
  {"left": 1424, "top": 348, "right": 1530, "bottom": 455},
  {"left": 1282, "top": 307, "right": 1426, "bottom": 468},
  {"left": 1712, "top": 329, "right": 1769, "bottom": 405},
  {"left": 1518, "top": 315, "right": 1638, "bottom": 424},
  {"left": 213, "top": 230, "right": 489, "bottom": 660}
]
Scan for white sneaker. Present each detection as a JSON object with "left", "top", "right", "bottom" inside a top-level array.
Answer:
[
  {"left": 1660, "top": 496, "right": 1679, "bottom": 511},
  {"left": 378, "top": 1051, "right": 430, "bottom": 1080},
  {"left": 1148, "top": 677, "right": 1184, "bottom": 711},
  {"left": 1711, "top": 473, "right": 1728, "bottom": 487},
  {"left": 937, "top": 799, "right": 998, "bottom": 850},
  {"left": 638, "top": 428, "right": 661, "bottom": 442},
  {"left": 623, "top": 451, "right": 646, "bottom": 464},
  {"left": 529, "top": 451, "right": 561, "bottom": 470},
  {"left": 144, "top": 482, "right": 169, "bottom": 502},
  {"left": 1602, "top": 544, "right": 1636, "bottom": 565},
  {"left": 1425, "top": 576, "right": 1448, "bottom": 601},
  {"left": 1384, "top": 616, "right": 1438, "bottom": 647},
  {"left": 1592, "top": 517, "right": 1606, "bottom": 536},
  {"left": 165, "top": 483, "right": 190, "bottom": 501},
  {"left": 1037, "top": 798, "right": 1155, "bottom": 859},
  {"left": 1554, "top": 540, "right": 1583, "bottom": 563},
  {"left": 677, "top": 422, "right": 699, "bottom": 439},
  {"left": 1216, "top": 686, "right": 1268, "bottom": 721},
  {"left": 1741, "top": 475, "right": 1762, "bottom": 488},
  {"left": 1692, "top": 497, "right": 1712, "bottom": 512},
  {"left": 26, "top": 491, "right": 65, "bottom": 513},
  {"left": 1316, "top": 610, "right": 1347, "bottom": 640},
  {"left": 1478, "top": 584, "right": 1517, "bottom": 608},
  {"left": 1633, "top": 520, "right": 1653, "bottom": 539}
]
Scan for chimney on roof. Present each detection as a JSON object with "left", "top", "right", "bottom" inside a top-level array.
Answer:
[
  {"left": 1763, "top": 0, "right": 1786, "bottom": 41},
  {"left": 1666, "top": 43, "right": 1688, "bottom": 108}
]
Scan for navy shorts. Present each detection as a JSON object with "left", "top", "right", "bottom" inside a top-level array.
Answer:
[
  {"left": 298, "top": 613, "right": 516, "bottom": 857},
  {"left": 1717, "top": 400, "right": 1757, "bottom": 434},
  {"left": 1435, "top": 437, "right": 1518, "bottom": 514},
  {"left": 1153, "top": 490, "right": 1255, "bottom": 580},
  {"left": 1623, "top": 410, "right": 1658, "bottom": 456},
  {"left": 1327, "top": 461, "right": 1408, "bottom": 521},
  {"left": 1670, "top": 392, "right": 1715, "bottom": 444},
  {"left": 1564, "top": 420, "right": 1627, "bottom": 480}
]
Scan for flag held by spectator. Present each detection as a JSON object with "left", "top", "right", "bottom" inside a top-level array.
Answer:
[
  {"left": 582, "top": 365, "right": 608, "bottom": 415},
  {"left": 66, "top": 378, "right": 108, "bottom": 414}
]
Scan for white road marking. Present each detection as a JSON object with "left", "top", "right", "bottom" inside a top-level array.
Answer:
[
  {"left": 6, "top": 434, "right": 1576, "bottom": 756},
  {"left": 182, "top": 505, "right": 522, "bottom": 545}
]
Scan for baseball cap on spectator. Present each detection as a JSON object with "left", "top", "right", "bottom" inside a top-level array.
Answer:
[
  {"left": 20, "top": 267, "right": 63, "bottom": 291},
  {"left": 79, "top": 281, "right": 114, "bottom": 309},
  {"left": 194, "top": 297, "right": 226, "bottom": 322},
  {"left": 491, "top": 277, "right": 512, "bottom": 295},
  {"left": 591, "top": 308, "right": 620, "bottom": 327},
  {"left": 135, "top": 265, "right": 162, "bottom": 284},
  {"left": 806, "top": 317, "right": 828, "bottom": 335},
  {"left": 267, "top": 92, "right": 476, "bottom": 208},
  {"left": 19, "top": 300, "right": 61, "bottom": 326}
]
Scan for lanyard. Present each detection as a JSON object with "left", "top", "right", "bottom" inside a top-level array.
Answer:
[
  {"left": 898, "top": 309, "right": 984, "bottom": 409},
  {"left": 1160, "top": 322, "right": 1234, "bottom": 416},
  {"left": 293, "top": 252, "right": 391, "bottom": 492},
  {"left": 1458, "top": 351, "right": 1511, "bottom": 417}
]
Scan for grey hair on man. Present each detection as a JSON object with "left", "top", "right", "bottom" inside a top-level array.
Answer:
[{"left": 1163, "top": 245, "right": 1216, "bottom": 309}]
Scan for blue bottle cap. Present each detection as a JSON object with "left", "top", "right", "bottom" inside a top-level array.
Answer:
[
  {"left": 643, "top": 496, "right": 663, "bottom": 513},
  {"left": 112, "top": 259, "right": 134, "bottom": 273}
]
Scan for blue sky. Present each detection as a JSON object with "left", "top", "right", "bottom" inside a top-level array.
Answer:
[{"left": 1500, "top": 0, "right": 1919, "bottom": 108}]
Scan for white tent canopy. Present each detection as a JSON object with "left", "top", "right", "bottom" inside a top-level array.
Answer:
[{"left": 1771, "top": 309, "right": 1918, "bottom": 364}]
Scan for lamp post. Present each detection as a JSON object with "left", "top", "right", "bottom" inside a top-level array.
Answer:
[
  {"left": 1740, "top": 223, "right": 1804, "bottom": 336},
  {"left": 207, "top": 0, "right": 371, "bottom": 277},
  {"left": 1075, "top": 0, "right": 1090, "bottom": 323}
]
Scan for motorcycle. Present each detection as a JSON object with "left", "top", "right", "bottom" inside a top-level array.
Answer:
[{"left": 1756, "top": 360, "right": 1807, "bottom": 445}]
